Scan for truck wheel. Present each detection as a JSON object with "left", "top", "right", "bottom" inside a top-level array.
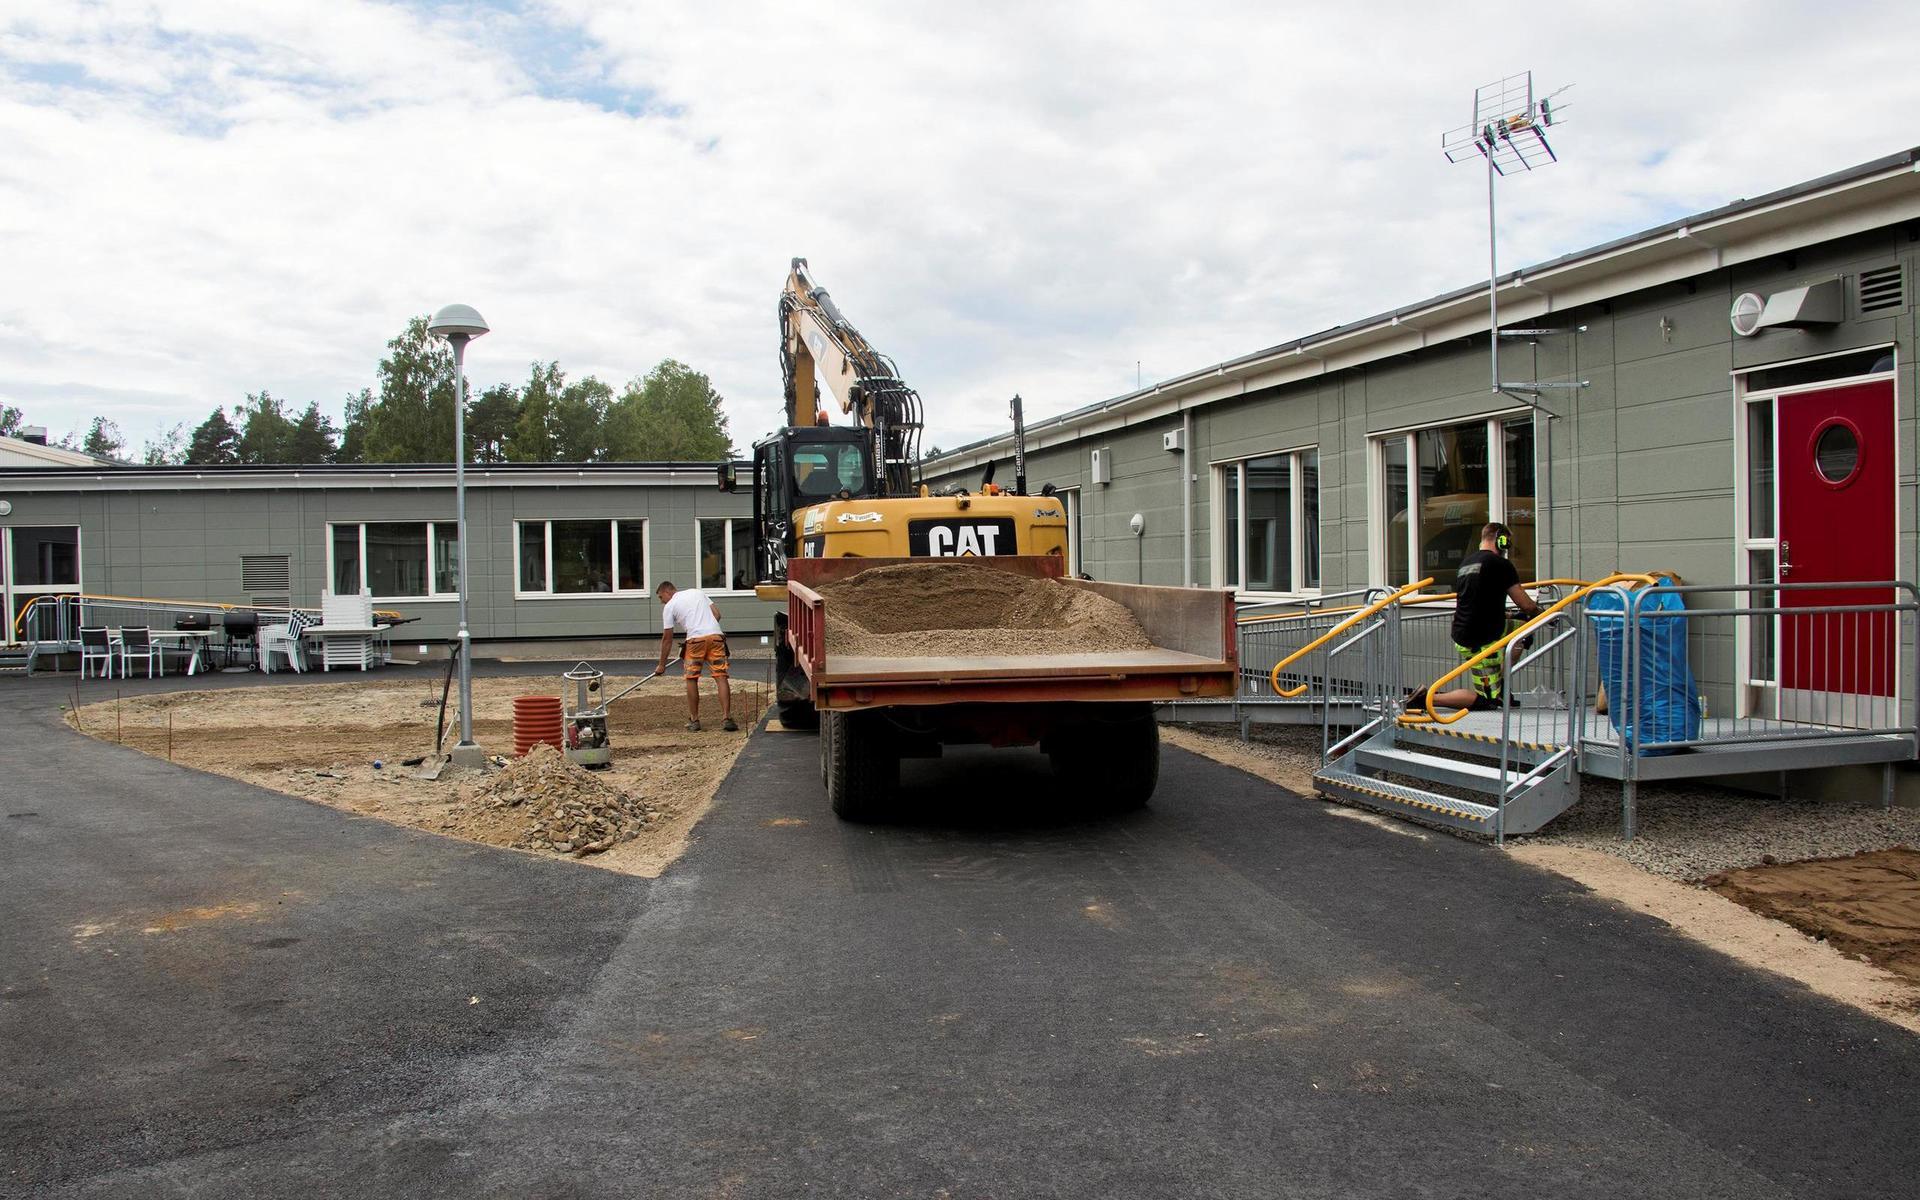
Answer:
[
  {"left": 777, "top": 698, "right": 818, "bottom": 730},
  {"left": 1050, "top": 706, "right": 1159, "bottom": 813},
  {"left": 818, "top": 707, "right": 834, "bottom": 788},
  {"left": 826, "top": 711, "right": 897, "bottom": 822}
]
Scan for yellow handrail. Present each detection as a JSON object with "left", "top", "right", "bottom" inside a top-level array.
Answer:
[
  {"left": 11, "top": 591, "right": 405, "bottom": 638},
  {"left": 1401, "top": 572, "right": 1658, "bottom": 725},
  {"left": 1267, "top": 578, "right": 1435, "bottom": 697},
  {"left": 1236, "top": 578, "right": 1580, "bottom": 627}
]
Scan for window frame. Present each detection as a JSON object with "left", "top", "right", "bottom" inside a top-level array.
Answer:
[
  {"left": 325, "top": 521, "right": 460, "bottom": 602},
  {"left": 512, "top": 518, "right": 652, "bottom": 600},
  {"left": 1367, "top": 410, "right": 1533, "bottom": 590},
  {"left": 1209, "top": 445, "right": 1320, "bottom": 599},
  {"left": 694, "top": 517, "right": 757, "bottom": 595}
]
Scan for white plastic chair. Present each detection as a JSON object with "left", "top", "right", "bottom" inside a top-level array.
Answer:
[
  {"left": 120, "top": 626, "right": 162, "bottom": 679},
  {"left": 261, "top": 610, "right": 313, "bottom": 674}
]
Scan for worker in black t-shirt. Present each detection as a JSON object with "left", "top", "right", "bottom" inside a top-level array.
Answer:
[{"left": 1410, "top": 522, "right": 1544, "bottom": 712}]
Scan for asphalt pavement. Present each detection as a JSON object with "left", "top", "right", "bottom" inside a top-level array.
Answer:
[{"left": 3, "top": 667, "right": 1917, "bottom": 1198}]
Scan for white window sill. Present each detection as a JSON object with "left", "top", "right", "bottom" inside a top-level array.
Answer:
[
  {"left": 513, "top": 591, "right": 652, "bottom": 601},
  {"left": 370, "top": 595, "right": 458, "bottom": 604}
]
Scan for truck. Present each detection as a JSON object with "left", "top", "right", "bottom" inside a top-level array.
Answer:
[{"left": 721, "top": 260, "right": 1238, "bottom": 819}]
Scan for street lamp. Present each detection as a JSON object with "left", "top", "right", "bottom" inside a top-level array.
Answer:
[{"left": 428, "top": 302, "right": 489, "bottom": 767}]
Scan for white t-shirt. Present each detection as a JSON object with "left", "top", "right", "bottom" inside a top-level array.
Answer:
[{"left": 661, "top": 589, "right": 724, "bottom": 640}]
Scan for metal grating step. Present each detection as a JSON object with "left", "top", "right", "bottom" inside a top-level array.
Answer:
[
  {"left": 1355, "top": 745, "right": 1513, "bottom": 794},
  {"left": 1314, "top": 768, "right": 1498, "bottom": 830},
  {"left": 1394, "top": 720, "right": 1564, "bottom": 763}
]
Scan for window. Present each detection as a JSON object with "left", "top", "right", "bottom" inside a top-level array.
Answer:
[
  {"left": 1374, "top": 414, "right": 1533, "bottom": 589},
  {"left": 8, "top": 526, "right": 79, "bottom": 588},
  {"left": 328, "top": 522, "right": 459, "bottom": 599},
  {"left": 791, "top": 441, "right": 868, "bottom": 500},
  {"left": 515, "top": 519, "right": 648, "bottom": 597},
  {"left": 697, "top": 519, "right": 757, "bottom": 591},
  {"left": 1214, "top": 447, "right": 1319, "bottom": 595}
]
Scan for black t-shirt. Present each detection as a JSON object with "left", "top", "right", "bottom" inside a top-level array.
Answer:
[{"left": 1451, "top": 548, "right": 1520, "bottom": 648}]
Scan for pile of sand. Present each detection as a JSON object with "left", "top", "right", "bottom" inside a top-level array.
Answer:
[
  {"left": 446, "top": 744, "right": 657, "bottom": 857},
  {"left": 817, "top": 562, "right": 1154, "bottom": 657}
]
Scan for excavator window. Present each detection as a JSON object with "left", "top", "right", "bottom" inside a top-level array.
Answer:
[{"left": 789, "top": 440, "right": 871, "bottom": 501}]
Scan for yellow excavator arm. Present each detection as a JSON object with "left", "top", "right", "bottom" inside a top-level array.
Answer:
[{"left": 779, "top": 258, "right": 923, "bottom": 495}]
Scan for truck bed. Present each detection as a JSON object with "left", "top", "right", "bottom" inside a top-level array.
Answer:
[{"left": 785, "top": 557, "right": 1238, "bottom": 710}]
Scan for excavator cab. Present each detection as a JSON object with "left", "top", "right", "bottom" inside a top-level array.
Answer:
[{"left": 726, "top": 426, "right": 877, "bottom": 594}]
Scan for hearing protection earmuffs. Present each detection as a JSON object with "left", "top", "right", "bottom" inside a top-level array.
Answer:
[{"left": 1495, "top": 530, "right": 1512, "bottom": 556}]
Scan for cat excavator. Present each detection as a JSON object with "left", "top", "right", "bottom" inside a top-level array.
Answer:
[{"left": 719, "top": 258, "right": 1068, "bottom": 600}]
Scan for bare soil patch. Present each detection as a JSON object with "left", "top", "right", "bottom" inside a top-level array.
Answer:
[
  {"left": 67, "top": 673, "right": 765, "bottom": 876},
  {"left": 1703, "top": 847, "right": 1920, "bottom": 985},
  {"left": 818, "top": 561, "right": 1152, "bottom": 657}
]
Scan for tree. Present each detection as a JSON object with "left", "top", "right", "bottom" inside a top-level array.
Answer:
[
  {"left": 235, "top": 391, "right": 295, "bottom": 464},
  {"left": 142, "top": 422, "right": 189, "bottom": 465},
  {"left": 81, "top": 417, "right": 125, "bottom": 460},
  {"left": 552, "top": 375, "right": 613, "bottom": 462},
  {"left": 467, "top": 382, "right": 520, "bottom": 464},
  {"left": 186, "top": 408, "right": 241, "bottom": 465},
  {"left": 362, "top": 316, "right": 457, "bottom": 463},
  {"left": 504, "top": 361, "right": 564, "bottom": 462},
  {"left": 284, "top": 401, "right": 338, "bottom": 463},
  {"left": 0, "top": 405, "right": 20, "bottom": 438},
  {"left": 336, "top": 389, "right": 372, "bottom": 464},
  {"left": 603, "top": 360, "right": 733, "bottom": 461}
]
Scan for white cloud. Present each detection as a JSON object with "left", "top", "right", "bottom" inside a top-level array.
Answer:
[{"left": 2, "top": 0, "right": 1918, "bottom": 455}]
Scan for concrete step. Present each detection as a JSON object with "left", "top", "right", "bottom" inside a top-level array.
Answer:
[{"left": 1314, "top": 768, "right": 1498, "bottom": 835}]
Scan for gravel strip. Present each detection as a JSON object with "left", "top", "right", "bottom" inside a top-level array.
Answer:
[{"left": 1170, "top": 722, "right": 1920, "bottom": 881}]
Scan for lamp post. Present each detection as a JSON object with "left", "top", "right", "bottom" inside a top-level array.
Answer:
[{"left": 427, "top": 302, "right": 489, "bottom": 766}]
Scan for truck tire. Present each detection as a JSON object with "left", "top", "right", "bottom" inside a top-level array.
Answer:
[
  {"left": 818, "top": 706, "right": 834, "bottom": 787},
  {"left": 777, "top": 698, "right": 818, "bottom": 730},
  {"left": 1049, "top": 705, "right": 1159, "bottom": 813},
  {"left": 826, "top": 710, "right": 897, "bottom": 822}
]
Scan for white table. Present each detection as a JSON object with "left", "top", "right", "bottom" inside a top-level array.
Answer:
[{"left": 108, "top": 629, "right": 217, "bottom": 676}]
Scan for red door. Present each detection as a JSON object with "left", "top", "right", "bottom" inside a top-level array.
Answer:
[{"left": 1777, "top": 378, "right": 1896, "bottom": 721}]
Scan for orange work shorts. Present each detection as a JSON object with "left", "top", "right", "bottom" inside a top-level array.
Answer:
[{"left": 683, "top": 634, "right": 729, "bottom": 678}]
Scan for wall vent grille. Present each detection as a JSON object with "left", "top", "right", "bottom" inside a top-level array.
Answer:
[
  {"left": 1859, "top": 263, "right": 1905, "bottom": 313},
  {"left": 240, "top": 554, "right": 291, "bottom": 594}
]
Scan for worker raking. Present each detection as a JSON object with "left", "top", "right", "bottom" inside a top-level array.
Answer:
[{"left": 656, "top": 580, "right": 737, "bottom": 733}]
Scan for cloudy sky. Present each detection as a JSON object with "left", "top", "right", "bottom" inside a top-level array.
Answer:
[{"left": 4, "top": 1, "right": 1918, "bottom": 457}]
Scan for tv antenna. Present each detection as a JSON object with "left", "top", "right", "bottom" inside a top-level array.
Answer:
[{"left": 1440, "top": 72, "right": 1578, "bottom": 402}]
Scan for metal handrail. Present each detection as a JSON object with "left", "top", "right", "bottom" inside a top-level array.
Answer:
[
  {"left": 12, "top": 591, "right": 404, "bottom": 639},
  {"left": 1403, "top": 572, "right": 1658, "bottom": 726},
  {"left": 1268, "top": 578, "right": 1434, "bottom": 697}
]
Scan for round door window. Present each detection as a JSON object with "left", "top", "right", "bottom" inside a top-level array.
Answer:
[{"left": 1813, "top": 421, "right": 1860, "bottom": 485}]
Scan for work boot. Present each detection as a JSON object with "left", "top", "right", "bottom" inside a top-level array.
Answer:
[
  {"left": 686, "top": 719, "right": 702, "bottom": 732},
  {"left": 722, "top": 717, "right": 739, "bottom": 732}
]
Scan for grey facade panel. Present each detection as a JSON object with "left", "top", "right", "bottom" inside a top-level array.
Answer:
[{"left": 0, "top": 471, "right": 774, "bottom": 644}]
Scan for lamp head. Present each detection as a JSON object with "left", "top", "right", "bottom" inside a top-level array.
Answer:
[{"left": 428, "top": 303, "right": 490, "bottom": 341}]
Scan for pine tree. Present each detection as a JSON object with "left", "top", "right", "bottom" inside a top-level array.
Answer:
[{"left": 185, "top": 409, "right": 241, "bottom": 465}]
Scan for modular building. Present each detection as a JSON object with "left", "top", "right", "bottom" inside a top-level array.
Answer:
[
  {"left": 0, "top": 462, "right": 778, "bottom": 651},
  {"left": 926, "top": 149, "right": 1920, "bottom": 805}
]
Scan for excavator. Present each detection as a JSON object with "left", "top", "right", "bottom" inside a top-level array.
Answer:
[
  {"left": 722, "top": 259, "right": 1067, "bottom": 596},
  {"left": 720, "top": 258, "right": 1071, "bottom": 726}
]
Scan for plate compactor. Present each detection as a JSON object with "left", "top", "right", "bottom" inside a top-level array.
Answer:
[{"left": 560, "top": 658, "right": 676, "bottom": 770}]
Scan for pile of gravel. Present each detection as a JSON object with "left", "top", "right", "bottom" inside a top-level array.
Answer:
[{"left": 1171, "top": 722, "right": 1920, "bottom": 881}]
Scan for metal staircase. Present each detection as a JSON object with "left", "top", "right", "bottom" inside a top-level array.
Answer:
[{"left": 1282, "top": 575, "right": 1643, "bottom": 842}]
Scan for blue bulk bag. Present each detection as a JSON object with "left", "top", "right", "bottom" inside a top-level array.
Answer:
[{"left": 1586, "top": 579, "right": 1701, "bottom": 755}]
